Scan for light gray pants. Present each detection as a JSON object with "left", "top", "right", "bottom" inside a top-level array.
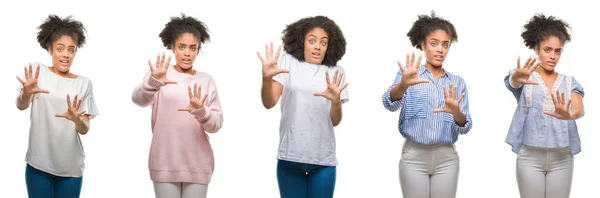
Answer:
[
  {"left": 399, "top": 139, "right": 460, "bottom": 198},
  {"left": 516, "top": 145, "right": 574, "bottom": 198},
  {"left": 153, "top": 182, "right": 208, "bottom": 198}
]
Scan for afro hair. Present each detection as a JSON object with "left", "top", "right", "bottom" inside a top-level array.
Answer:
[
  {"left": 159, "top": 13, "right": 210, "bottom": 50},
  {"left": 36, "top": 14, "right": 86, "bottom": 50},
  {"left": 407, "top": 11, "right": 457, "bottom": 50},
  {"left": 521, "top": 14, "right": 571, "bottom": 49},
  {"left": 282, "top": 15, "right": 346, "bottom": 66}
]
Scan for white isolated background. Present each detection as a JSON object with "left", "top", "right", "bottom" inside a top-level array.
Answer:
[{"left": 0, "top": 0, "right": 598, "bottom": 197}]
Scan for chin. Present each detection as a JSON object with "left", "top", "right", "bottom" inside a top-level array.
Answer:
[
  {"left": 56, "top": 65, "right": 71, "bottom": 73},
  {"left": 178, "top": 63, "right": 193, "bottom": 70}
]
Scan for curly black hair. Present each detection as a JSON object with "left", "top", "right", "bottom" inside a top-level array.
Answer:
[
  {"left": 407, "top": 11, "right": 457, "bottom": 50},
  {"left": 37, "top": 14, "right": 86, "bottom": 50},
  {"left": 159, "top": 13, "right": 210, "bottom": 50},
  {"left": 282, "top": 15, "right": 346, "bottom": 66},
  {"left": 521, "top": 14, "right": 571, "bottom": 49}
]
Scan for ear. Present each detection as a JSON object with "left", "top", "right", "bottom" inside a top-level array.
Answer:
[
  {"left": 171, "top": 45, "right": 176, "bottom": 54},
  {"left": 47, "top": 47, "right": 52, "bottom": 55},
  {"left": 534, "top": 46, "right": 540, "bottom": 56},
  {"left": 420, "top": 41, "right": 425, "bottom": 51}
]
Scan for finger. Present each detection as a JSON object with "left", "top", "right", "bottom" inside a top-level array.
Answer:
[
  {"left": 433, "top": 108, "right": 446, "bottom": 113},
  {"left": 405, "top": 53, "right": 410, "bottom": 69},
  {"left": 333, "top": 70, "right": 339, "bottom": 86},
  {"left": 78, "top": 110, "right": 87, "bottom": 116},
  {"left": 77, "top": 99, "right": 83, "bottom": 109},
  {"left": 313, "top": 92, "right": 326, "bottom": 97},
  {"left": 200, "top": 94, "right": 208, "bottom": 105},
  {"left": 55, "top": 114, "right": 66, "bottom": 118},
  {"left": 529, "top": 62, "right": 540, "bottom": 73},
  {"left": 337, "top": 73, "right": 344, "bottom": 86},
  {"left": 415, "top": 54, "right": 422, "bottom": 68},
  {"left": 528, "top": 58, "right": 537, "bottom": 68},
  {"left": 256, "top": 51, "right": 265, "bottom": 63},
  {"left": 560, "top": 91, "right": 565, "bottom": 105},
  {"left": 35, "top": 65, "right": 41, "bottom": 79},
  {"left": 164, "top": 80, "right": 178, "bottom": 84},
  {"left": 269, "top": 42, "right": 274, "bottom": 58},
  {"left": 417, "top": 79, "right": 430, "bottom": 84},
  {"left": 155, "top": 54, "right": 161, "bottom": 69},
  {"left": 148, "top": 60, "right": 155, "bottom": 71},
  {"left": 523, "top": 56, "right": 532, "bottom": 68},
  {"left": 550, "top": 91, "right": 558, "bottom": 106},
  {"left": 275, "top": 45, "right": 282, "bottom": 60},
  {"left": 264, "top": 44, "right": 269, "bottom": 58},
  {"left": 28, "top": 63, "right": 33, "bottom": 78},
  {"left": 24, "top": 66, "right": 30, "bottom": 80},
  {"left": 555, "top": 90, "right": 561, "bottom": 105},
  {"left": 457, "top": 93, "right": 465, "bottom": 103},
  {"left": 397, "top": 61, "right": 406, "bottom": 73},
  {"left": 164, "top": 55, "right": 171, "bottom": 69},
  {"left": 66, "top": 94, "right": 72, "bottom": 107},
  {"left": 453, "top": 84, "right": 458, "bottom": 99},
  {"left": 524, "top": 80, "right": 539, "bottom": 85},
  {"left": 517, "top": 56, "right": 521, "bottom": 69},
  {"left": 17, "top": 76, "right": 26, "bottom": 85},
  {"left": 193, "top": 83, "right": 198, "bottom": 98},
  {"left": 325, "top": 70, "right": 331, "bottom": 85},
  {"left": 339, "top": 82, "right": 349, "bottom": 91},
  {"left": 275, "top": 69, "right": 289, "bottom": 75},
  {"left": 188, "top": 85, "right": 193, "bottom": 99},
  {"left": 197, "top": 85, "right": 203, "bottom": 100},
  {"left": 566, "top": 99, "right": 572, "bottom": 109},
  {"left": 410, "top": 52, "right": 415, "bottom": 67},
  {"left": 36, "top": 88, "right": 50, "bottom": 94},
  {"left": 73, "top": 94, "right": 79, "bottom": 107},
  {"left": 178, "top": 107, "right": 190, "bottom": 112},
  {"left": 443, "top": 86, "right": 448, "bottom": 98},
  {"left": 160, "top": 53, "right": 166, "bottom": 68},
  {"left": 543, "top": 112, "right": 557, "bottom": 117}
]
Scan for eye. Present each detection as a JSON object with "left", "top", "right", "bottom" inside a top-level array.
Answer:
[
  {"left": 321, "top": 41, "right": 327, "bottom": 46},
  {"left": 544, "top": 49, "right": 551, "bottom": 53},
  {"left": 443, "top": 43, "right": 449, "bottom": 49},
  {"left": 57, "top": 48, "right": 63, "bottom": 52},
  {"left": 309, "top": 40, "right": 315, "bottom": 44},
  {"left": 178, "top": 46, "right": 185, "bottom": 50},
  {"left": 190, "top": 47, "right": 197, "bottom": 51},
  {"left": 556, "top": 50, "right": 561, "bottom": 55},
  {"left": 68, "top": 49, "right": 75, "bottom": 54},
  {"left": 431, "top": 43, "right": 437, "bottom": 47}
]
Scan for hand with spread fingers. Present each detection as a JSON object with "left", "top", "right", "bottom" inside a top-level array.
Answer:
[
  {"left": 178, "top": 83, "right": 208, "bottom": 112},
  {"left": 511, "top": 56, "right": 540, "bottom": 86},
  {"left": 17, "top": 63, "right": 50, "bottom": 96},
  {"left": 434, "top": 83, "right": 465, "bottom": 116},
  {"left": 149, "top": 52, "right": 177, "bottom": 85},
  {"left": 314, "top": 70, "right": 349, "bottom": 103},
  {"left": 55, "top": 94, "right": 87, "bottom": 122},
  {"left": 544, "top": 90, "right": 574, "bottom": 120},
  {"left": 257, "top": 42, "right": 289, "bottom": 79},
  {"left": 397, "top": 52, "right": 430, "bottom": 88}
]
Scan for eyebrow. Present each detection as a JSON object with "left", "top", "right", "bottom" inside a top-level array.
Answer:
[
  {"left": 429, "top": 38, "right": 450, "bottom": 42},
  {"left": 543, "top": 46, "right": 562, "bottom": 50},
  {"left": 308, "top": 34, "right": 328, "bottom": 39},
  {"left": 177, "top": 43, "right": 199, "bottom": 46},
  {"left": 55, "top": 43, "right": 76, "bottom": 48}
]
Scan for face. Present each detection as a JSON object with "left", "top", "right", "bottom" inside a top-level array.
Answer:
[
  {"left": 420, "top": 30, "right": 451, "bottom": 67},
  {"left": 48, "top": 35, "right": 77, "bottom": 73},
  {"left": 535, "top": 36, "right": 563, "bottom": 72},
  {"left": 171, "top": 33, "right": 200, "bottom": 70},
  {"left": 303, "top": 27, "right": 329, "bottom": 65}
]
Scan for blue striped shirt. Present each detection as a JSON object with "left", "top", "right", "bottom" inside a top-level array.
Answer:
[{"left": 382, "top": 66, "right": 473, "bottom": 145}]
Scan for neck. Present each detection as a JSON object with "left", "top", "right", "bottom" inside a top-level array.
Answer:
[
  {"left": 49, "top": 66, "right": 75, "bottom": 78},
  {"left": 174, "top": 64, "right": 195, "bottom": 75},
  {"left": 425, "top": 62, "right": 444, "bottom": 76},
  {"left": 535, "top": 66, "right": 556, "bottom": 77}
]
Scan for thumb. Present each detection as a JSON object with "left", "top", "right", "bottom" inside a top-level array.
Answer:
[{"left": 178, "top": 108, "right": 189, "bottom": 112}]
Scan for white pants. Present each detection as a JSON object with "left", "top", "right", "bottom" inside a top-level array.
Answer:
[
  {"left": 516, "top": 145, "right": 574, "bottom": 198},
  {"left": 153, "top": 182, "right": 208, "bottom": 198},
  {"left": 399, "top": 139, "right": 460, "bottom": 198}
]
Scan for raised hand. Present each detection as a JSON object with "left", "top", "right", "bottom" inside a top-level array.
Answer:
[
  {"left": 433, "top": 83, "right": 465, "bottom": 115},
  {"left": 178, "top": 83, "right": 208, "bottom": 112},
  {"left": 257, "top": 42, "right": 288, "bottom": 79},
  {"left": 512, "top": 56, "right": 540, "bottom": 85},
  {"left": 148, "top": 53, "right": 177, "bottom": 85},
  {"left": 55, "top": 94, "right": 87, "bottom": 122},
  {"left": 16, "top": 63, "right": 49, "bottom": 96},
  {"left": 398, "top": 52, "right": 430, "bottom": 87},
  {"left": 314, "top": 70, "right": 349, "bottom": 103},
  {"left": 544, "top": 90, "right": 573, "bottom": 120}
]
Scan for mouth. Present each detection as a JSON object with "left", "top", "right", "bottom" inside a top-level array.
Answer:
[
  {"left": 181, "top": 58, "right": 192, "bottom": 64},
  {"left": 59, "top": 60, "right": 70, "bottom": 66},
  {"left": 311, "top": 52, "right": 321, "bottom": 59},
  {"left": 434, "top": 55, "right": 444, "bottom": 61},
  {"left": 546, "top": 61, "right": 557, "bottom": 66}
]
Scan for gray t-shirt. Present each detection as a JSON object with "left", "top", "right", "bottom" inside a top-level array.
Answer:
[
  {"left": 273, "top": 53, "right": 349, "bottom": 166},
  {"left": 17, "top": 64, "right": 99, "bottom": 177}
]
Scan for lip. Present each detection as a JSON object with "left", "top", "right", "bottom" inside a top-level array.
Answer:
[
  {"left": 434, "top": 55, "right": 444, "bottom": 61},
  {"left": 59, "top": 60, "right": 70, "bottom": 66},
  {"left": 181, "top": 59, "right": 192, "bottom": 64},
  {"left": 546, "top": 61, "right": 557, "bottom": 66},
  {"left": 311, "top": 52, "right": 321, "bottom": 58}
]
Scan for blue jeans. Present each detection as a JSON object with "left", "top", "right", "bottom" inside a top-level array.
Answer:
[
  {"left": 25, "top": 164, "right": 83, "bottom": 198},
  {"left": 276, "top": 159, "right": 336, "bottom": 198}
]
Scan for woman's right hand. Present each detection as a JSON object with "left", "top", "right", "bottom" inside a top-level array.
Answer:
[
  {"left": 148, "top": 53, "right": 177, "bottom": 85},
  {"left": 16, "top": 63, "right": 49, "bottom": 97},
  {"left": 511, "top": 56, "right": 539, "bottom": 85},
  {"left": 257, "top": 42, "right": 288, "bottom": 80},
  {"left": 397, "top": 52, "right": 430, "bottom": 88}
]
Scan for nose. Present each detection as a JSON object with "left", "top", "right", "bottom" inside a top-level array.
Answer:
[{"left": 549, "top": 52, "right": 556, "bottom": 59}]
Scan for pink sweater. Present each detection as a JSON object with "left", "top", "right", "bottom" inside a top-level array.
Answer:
[{"left": 132, "top": 66, "right": 223, "bottom": 184}]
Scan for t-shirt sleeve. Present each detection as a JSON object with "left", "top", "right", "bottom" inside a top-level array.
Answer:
[
  {"left": 571, "top": 76, "right": 584, "bottom": 98},
  {"left": 81, "top": 80, "right": 99, "bottom": 119},
  {"left": 339, "top": 67, "right": 349, "bottom": 104},
  {"left": 272, "top": 52, "right": 294, "bottom": 86}
]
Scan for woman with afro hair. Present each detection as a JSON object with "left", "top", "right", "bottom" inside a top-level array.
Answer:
[
  {"left": 505, "top": 14, "right": 584, "bottom": 198},
  {"left": 381, "top": 11, "right": 473, "bottom": 197},
  {"left": 132, "top": 14, "right": 223, "bottom": 198},
  {"left": 257, "top": 15, "right": 349, "bottom": 198},
  {"left": 15, "top": 14, "right": 99, "bottom": 198}
]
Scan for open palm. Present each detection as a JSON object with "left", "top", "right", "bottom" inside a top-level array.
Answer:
[{"left": 314, "top": 70, "right": 349, "bottom": 102}]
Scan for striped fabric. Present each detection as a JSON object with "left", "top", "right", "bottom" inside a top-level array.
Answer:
[{"left": 382, "top": 66, "right": 473, "bottom": 145}]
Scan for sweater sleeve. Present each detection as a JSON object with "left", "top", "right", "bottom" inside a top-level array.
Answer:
[
  {"left": 190, "top": 76, "right": 223, "bottom": 133},
  {"left": 132, "top": 71, "right": 165, "bottom": 107}
]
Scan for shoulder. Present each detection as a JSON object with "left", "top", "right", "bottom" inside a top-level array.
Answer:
[{"left": 445, "top": 70, "right": 465, "bottom": 83}]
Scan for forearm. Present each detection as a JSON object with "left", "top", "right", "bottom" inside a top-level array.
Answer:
[
  {"left": 16, "top": 92, "right": 33, "bottom": 110},
  {"left": 509, "top": 74, "right": 523, "bottom": 89},
  {"left": 330, "top": 101, "right": 342, "bottom": 126},
  {"left": 132, "top": 76, "right": 163, "bottom": 107},
  {"left": 452, "top": 111, "right": 467, "bottom": 127},
  {"left": 261, "top": 78, "right": 277, "bottom": 109},
  {"left": 74, "top": 117, "right": 90, "bottom": 135},
  {"left": 390, "top": 83, "right": 408, "bottom": 101}
]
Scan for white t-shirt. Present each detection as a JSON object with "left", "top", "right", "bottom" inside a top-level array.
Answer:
[
  {"left": 273, "top": 53, "right": 349, "bottom": 166},
  {"left": 17, "top": 64, "right": 99, "bottom": 177}
]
